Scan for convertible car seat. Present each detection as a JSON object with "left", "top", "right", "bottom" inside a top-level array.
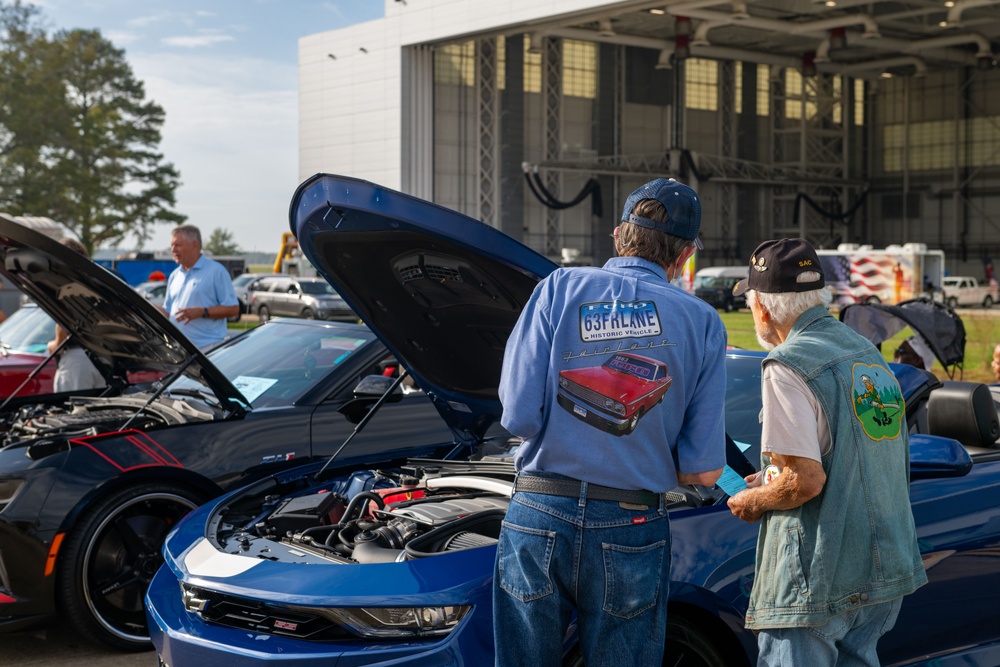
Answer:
[{"left": 926, "top": 381, "right": 1000, "bottom": 450}]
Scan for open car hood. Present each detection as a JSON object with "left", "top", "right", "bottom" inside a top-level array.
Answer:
[
  {"left": 289, "top": 174, "right": 558, "bottom": 441},
  {"left": 0, "top": 214, "right": 245, "bottom": 407}
]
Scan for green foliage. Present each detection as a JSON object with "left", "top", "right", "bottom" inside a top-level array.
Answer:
[
  {"left": 0, "top": 5, "right": 184, "bottom": 254},
  {"left": 205, "top": 227, "right": 241, "bottom": 256}
]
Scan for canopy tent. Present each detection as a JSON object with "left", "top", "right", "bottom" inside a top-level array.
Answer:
[{"left": 839, "top": 298, "right": 966, "bottom": 379}]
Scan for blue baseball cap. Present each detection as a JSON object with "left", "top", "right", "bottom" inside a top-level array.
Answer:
[{"left": 620, "top": 178, "right": 703, "bottom": 249}]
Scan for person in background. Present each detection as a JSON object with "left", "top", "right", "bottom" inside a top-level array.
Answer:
[
  {"left": 162, "top": 224, "right": 239, "bottom": 351},
  {"left": 728, "top": 238, "right": 926, "bottom": 667},
  {"left": 893, "top": 334, "right": 935, "bottom": 371},
  {"left": 46, "top": 237, "right": 107, "bottom": 392},
  {"left": 991, "top": 343, "right": 1000, "bottom": 382},
  {"left": 494, "top": 178, "right": 726, "bottom": 667}
]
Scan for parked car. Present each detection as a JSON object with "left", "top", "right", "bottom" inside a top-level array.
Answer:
[
  {"left": 693, "top": 265, "right": 749, "bottom": 311},
  {"left": 249, "top": 275, "right": 355, "bottom": 322},
  {"left": 134, "top": 279, "right": 167, "bottom": 307},
  {"left": 230, "top": 272, "right": 282, "bottom": 322},
  {"left": 0, "top": 302, "right": 57, "bottom": 396},
  {"left": 941, "top": 276, "right": 998, "bottom": 309},
  {"left": 145, "top": 174, "right": 1000, "bottom": 667},
  {"left": 0, "top": 213, "right": 455, "bottom": 650},
  {"left": 557, "top": 352, "right": 672, "bottom": 435}
]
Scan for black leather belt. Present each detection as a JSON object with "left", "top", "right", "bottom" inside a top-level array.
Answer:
[{"left": 514, "top": 476, "right": 660, "bottom": 507}]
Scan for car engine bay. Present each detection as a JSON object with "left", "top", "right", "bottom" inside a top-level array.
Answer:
[{"left": 1, "top": 392, "right": 221, "bottom": 448}]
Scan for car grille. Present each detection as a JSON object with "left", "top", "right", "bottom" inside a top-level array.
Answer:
[
  {"left": 560, "top": 379, "right": 607, "bottom": 409},
  {"left": 184, "top": 585, "right": 353, "bottom": 642}
]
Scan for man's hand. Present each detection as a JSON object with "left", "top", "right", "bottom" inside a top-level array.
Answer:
[
  {"left": 727, "top": 453, "right": 826, "bottom": 523},
  {"left": 175, "top": 306, "right": 205, "bottom": 324}
]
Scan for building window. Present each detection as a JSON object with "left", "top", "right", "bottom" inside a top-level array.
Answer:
[
  {"left": 524, "top": 36, "right": 541, "bottom": 93},
  {"left": 854, "top": 79, "right": 864, "bottom": 126},
  {"left": 562, "top": 40, "right": 596, "bottom": 99},
  {"left": 884, "top": 116, "right": 1000, "bottom": 172},
  {"left": 784, "top": 69, "right": 818, "bottom": 120},
  {"left": 734, "top": 63, "right": 770, "bottom": 116},
  {"left": 435, "top": 41, "right": 474, "bottom": 86},
  {"left": 685, "top": 58, "right": 717, "bottom": 111},
  {"left": 757, "top": 64, "right": 770, "bottom": 117}
]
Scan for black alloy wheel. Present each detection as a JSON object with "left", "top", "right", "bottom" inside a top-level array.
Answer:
[
  {"left": 258, "top": 304, "right": 271, "bottom": 322},
  {"left": 663, "top": 616, "right": 744, "bottom": 667},
  {"left": 56, "top": 482, "right": 205, "bottom": 650}
]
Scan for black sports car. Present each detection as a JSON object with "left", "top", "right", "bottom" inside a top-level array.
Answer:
[{"left": 0, "top": 214, "right": 454, "bottom": 650}]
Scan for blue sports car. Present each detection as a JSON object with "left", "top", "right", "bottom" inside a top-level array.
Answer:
[{"left": 146, "top": 174, "right": 1000, "bottom": 667}]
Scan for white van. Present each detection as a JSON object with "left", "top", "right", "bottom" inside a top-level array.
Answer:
[{"left": 693, "top": 266, "right": 750, "bottom": 311}]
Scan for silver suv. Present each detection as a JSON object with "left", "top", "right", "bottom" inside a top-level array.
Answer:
[{"left": 248, "top": 276, "right": 356, "bottom": 322}]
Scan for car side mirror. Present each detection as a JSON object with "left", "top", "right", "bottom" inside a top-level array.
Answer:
[
  {"left": 337, "top": 375, "right": 404, "bottom": 424},
  {"left": 909, "top": 434, "right": 973, "bottom": 480}
]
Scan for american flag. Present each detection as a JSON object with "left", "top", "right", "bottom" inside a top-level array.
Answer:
[{"left": 819, "top": 254, "right": 910, "bottom": 303}]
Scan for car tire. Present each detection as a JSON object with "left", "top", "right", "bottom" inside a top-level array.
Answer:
[
  {"left": 947, "top": 296, "right": 958, "bottom": 309},
  {"left": 56, "top": 482, "right": 206, "bottom": 651},
  {"left": 664, "top": 615, "right": 744, "bottom": 667},
  {"left": 984, "top": 295, "right": 993, "bottom": 309},
  {"left": 864, "top": 295, "right": 881, "bottom": 305},
  {"left": 258, "top": 305, "right": 271, "bottom": 323},
  {"left": 627, "top": 407, "right": 645, "bottom": 434},
  {"left": 301, "top": 308, "right": 315, "bottom": 319}
]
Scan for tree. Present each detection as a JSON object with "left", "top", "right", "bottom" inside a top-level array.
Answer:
[
  {"left": 0, "top": 2, "right": 68, "bottom": 214},
  {"left": 0, "top": 10, "right": 185, "bottom": 254},
  {"left": 204, "top": 227, "right": 241, "bottom": 256}
]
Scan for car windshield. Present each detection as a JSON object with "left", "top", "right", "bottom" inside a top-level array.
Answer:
[
  {"left": 0, "top": 304, "right": 58, "bottom": 355},
  {"left": 694, "top": 276, "right": 735, "bottom": 289},
  {"left": 169, "top": 321, "right": 376, "bottom": 408},
  {"left": 725, "top": 354, "right": 765, "bottom": 463},
  {"left": 232, "top": 274, "right": 256, "bottom": 288},
  {"left": 603, "top": 354, "right": 660, "bottom": 380},
  {"left": 299, "top": 281, "right": 339, "bottom": 296}
]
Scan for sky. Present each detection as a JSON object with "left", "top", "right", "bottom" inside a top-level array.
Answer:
[{"left": 33, "top": 0, "right": 384, "bottom": 254}]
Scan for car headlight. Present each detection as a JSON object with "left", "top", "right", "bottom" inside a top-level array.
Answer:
[
  {"left": 317, "top": 605, "right": 471, "bottom": 638},
  {"left": 0, "top": 479, "right": 24, "bottom": 511},
  {"left": 613, "top": 402, "right": 625, "bottom": 415},
  {"left": 559, "top": 377, "right": 568, "bottom": 388}
]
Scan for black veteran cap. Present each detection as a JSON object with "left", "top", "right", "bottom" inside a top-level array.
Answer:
[
  {"left": 733, "top": 238, "right": 825, "bottom": 296},
  {"left": 621, "top": 178, "right": 704, "bottom": 249}
]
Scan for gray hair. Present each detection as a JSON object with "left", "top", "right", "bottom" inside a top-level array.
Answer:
[
  {"left": 171, "top": 224, "right": 202, "bottom": 246},
  {"left": 616, "top": 199, "right": 696, "bottom": 268},
  {"left": 746, "top": 271, "right": 832, "bottom": 326}
]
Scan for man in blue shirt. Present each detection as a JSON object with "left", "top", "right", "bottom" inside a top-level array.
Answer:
[
  {"left": 163, "top": 225, "right": 239, "bottom": 350},
  {"left": 494, "top": 179, "right": 727, "bottom": 667}
]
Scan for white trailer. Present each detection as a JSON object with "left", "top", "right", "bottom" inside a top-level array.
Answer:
[{"left": 815, "top": 243, "right": 945, "bottom": 306}]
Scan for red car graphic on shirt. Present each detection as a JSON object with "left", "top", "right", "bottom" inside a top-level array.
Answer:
[{"left": 556, "top": 352, "right": 672, "bottom": 435}]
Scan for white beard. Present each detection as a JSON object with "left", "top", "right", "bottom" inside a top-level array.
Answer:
[{"left": 755, "top": 323, "right": 778, "bottom": 351}]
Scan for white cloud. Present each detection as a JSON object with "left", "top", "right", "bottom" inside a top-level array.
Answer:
[
  {"left": 128, "top": 52, "right": 298, "bottom": 252},
  {"left": 162, "top": 33, "right": 236, "bottom": 48}
]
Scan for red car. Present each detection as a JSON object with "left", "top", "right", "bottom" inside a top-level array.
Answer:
[
  {"left": 557, "top": 352, "right": 672, "bottom": 435},
  {"left": 0, "top": 302, "right": 57, "bottom": 396}
]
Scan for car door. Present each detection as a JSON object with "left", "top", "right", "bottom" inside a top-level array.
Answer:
[{"left": 877, "top": 457, "right": 1000, "bottom": 664}]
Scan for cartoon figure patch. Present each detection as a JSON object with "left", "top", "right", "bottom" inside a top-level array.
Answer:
[
  {"left": 852, "top": 363, "right": 904, "bottom": 440},
  {"left": 557, "top": 353, "right": 672, "bottom": 436}
]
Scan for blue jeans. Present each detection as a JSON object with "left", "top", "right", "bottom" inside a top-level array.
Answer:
[
  {"left": 493, "top": 473, "right": 670, "bottom": 667},
  {"left": 757, "top": 597, "right": 902, "bottom": 667}
]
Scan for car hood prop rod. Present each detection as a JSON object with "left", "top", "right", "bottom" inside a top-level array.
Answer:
[{"left": 314, "top": 369, "right": 410, "bottom": 481}]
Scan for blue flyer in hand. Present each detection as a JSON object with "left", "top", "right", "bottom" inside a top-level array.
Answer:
[{"left": 716, "top": 465, "right": 748, "bottom": 496}]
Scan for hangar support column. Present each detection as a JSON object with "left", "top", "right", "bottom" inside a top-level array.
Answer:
[
  {"left": 543, "top": 37, "right": 563, "bottom": 258},
  {"left": 477, "top": 37, "right": 501, "bottom": 228}
]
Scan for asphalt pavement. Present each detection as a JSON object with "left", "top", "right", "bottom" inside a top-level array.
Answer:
[{"left": 0, "top": 627, "right": 158, "bottom": 667}]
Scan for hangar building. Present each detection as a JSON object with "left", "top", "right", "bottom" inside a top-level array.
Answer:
[{"left": 299, "top": 0, "right": 1000, "bottom": 275}]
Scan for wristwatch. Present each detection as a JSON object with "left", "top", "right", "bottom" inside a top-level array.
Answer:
[{"left": 203, "top": 307, "right": 210, "bottom": 319}]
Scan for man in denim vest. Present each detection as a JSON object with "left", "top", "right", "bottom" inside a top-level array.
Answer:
[
  {"left": 496, "top": 179, "right": 726, "bottom": 666},
  {"left": 727, "top": 238, "right": 926, "bottom": 667}
]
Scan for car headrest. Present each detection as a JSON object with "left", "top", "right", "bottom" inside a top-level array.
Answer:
[{"left": 927, "top": 381, "right": 1000, "bottom": 448}]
